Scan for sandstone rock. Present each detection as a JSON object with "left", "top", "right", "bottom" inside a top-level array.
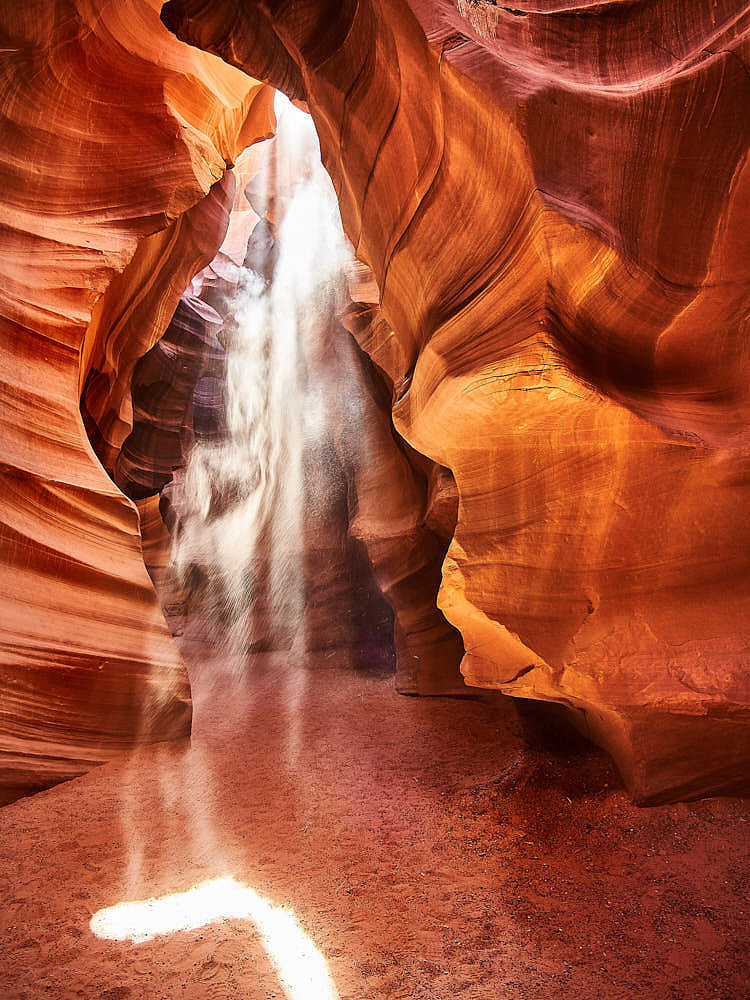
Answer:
[
  {"left": 0, "top": 0, "right": 273, "bottom": 802},
  {"left": 162, "top": 0, "right": 750, "bottom": 801},
  {"left": 116, "top": 294, "right": 227, "bottom": 500}
]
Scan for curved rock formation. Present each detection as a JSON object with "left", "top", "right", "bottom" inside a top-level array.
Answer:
[
  {"left": 1, "top": 0, "right": 747, "bottom": 806},
  {"left": 0, "top": 0, "right": 273, "bottom": 802},
  {"left": 162, "top": 0, "right": 750, "bottom": 801},
  {"left": 116, "top": 294, "right": 227, "bottom": 500},
  {"left": 336, "top": 299, "right": 466, "bottom": 694}
]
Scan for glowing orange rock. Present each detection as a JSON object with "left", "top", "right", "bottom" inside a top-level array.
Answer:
[
  {"left": 0, "top": 0, "right": 274, "bottom": 802},
  {"left": 162, "top": 0, "right": 750, "bottom": 801}
]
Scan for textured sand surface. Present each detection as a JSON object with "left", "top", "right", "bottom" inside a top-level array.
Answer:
[{"left": 1, "top": 645, "right": 748, "bottom": 999}]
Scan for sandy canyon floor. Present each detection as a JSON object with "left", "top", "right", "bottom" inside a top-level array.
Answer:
[{"left": 1, "top": 644, "right": 748, "bottom": 1000}]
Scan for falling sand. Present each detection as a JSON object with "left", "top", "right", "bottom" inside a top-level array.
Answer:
[{"left": 169, "top": 92, "right": 355, "bottom": 661}]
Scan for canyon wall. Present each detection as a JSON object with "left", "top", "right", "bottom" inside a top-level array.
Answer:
[
  {"left": 0, "top": 0, "right": 274, "bottom": 802},
  {"left": 1, "top": 0, "right": 747, "bottom": 805},
  {"left": 161, "top": 0, "right": 750, "bottom": 802}
]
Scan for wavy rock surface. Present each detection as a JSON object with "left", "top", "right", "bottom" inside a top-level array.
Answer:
[
  {"left": 337, "top": 296, "right": 466, "bottom": 694},
  {"left": 116, "top": 294, "right": 227, "bottom": 501},
  {"left": 0, "top": 0, "right": 273, "bottom": 802},
  {"left": 162, "top": 0, "right": 750, "bottom": 801}
]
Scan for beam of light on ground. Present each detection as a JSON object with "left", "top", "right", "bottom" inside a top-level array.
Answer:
[{"left": 89, "top": 876, "right": 338, "bottom": 1000}]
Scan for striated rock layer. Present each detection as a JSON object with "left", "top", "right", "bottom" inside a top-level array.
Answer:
[
  {"left": 162, "top": 0, "right": 750, "bottom": 801},
  {"left": 0, "top": 0, "right": 274, "bottom": 803},
  {"left": 336, "top": 295, "right": 466, "bottom": 695}
]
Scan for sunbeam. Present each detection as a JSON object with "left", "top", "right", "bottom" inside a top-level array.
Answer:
[{"left": 169, "top": 90, "right": 356, "bottom": 664}]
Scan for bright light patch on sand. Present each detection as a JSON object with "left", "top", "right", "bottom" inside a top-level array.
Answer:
[{"left": 90, "top": 876, "right": 338, "bottom": 1000}]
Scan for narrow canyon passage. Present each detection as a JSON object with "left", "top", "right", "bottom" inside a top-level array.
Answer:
[
  {"left": 1, "top": 638, "right": 747, "bottom": 1000},
  {"left": 2, "top": 4, "right": 750, "bottom": 998}
]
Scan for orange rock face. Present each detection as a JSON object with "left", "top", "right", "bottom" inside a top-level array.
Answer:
[
  {"left": 0, "top": 0, "right": 274, "bottom": 802},
  {"left": 162, "top": 0, "right": 750, "bottom": 801},
  {"left": 337, "top": 296, "right": 466, "bottom": 694},
  {"left": 1, "top": 0, "right": 747, "bottom": 806}
]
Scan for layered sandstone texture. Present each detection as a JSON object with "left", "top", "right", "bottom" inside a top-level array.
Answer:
[
  {"left": 0, "top": 0, "right": 274, "bottom": 803},
  {"left": 162, "top": 0, "right": 750, "bottom": 802}
]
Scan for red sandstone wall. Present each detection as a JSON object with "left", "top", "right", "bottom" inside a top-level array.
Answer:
[
  {"left": 161, "top": 0, "right": 750, "bottom": 802},
  {"left": 1, "top": 0, "right": 747, "bottom": 805},
  {"left": 0, "top": 0, "right": 274, "bottom": 802}
]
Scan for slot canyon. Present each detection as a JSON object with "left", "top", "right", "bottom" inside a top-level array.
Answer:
[{"left": 0, "top": 0, "right": 748, "bottom": 997}]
